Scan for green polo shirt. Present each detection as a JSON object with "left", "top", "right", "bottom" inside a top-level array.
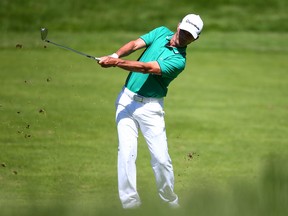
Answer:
[{"left": 124, "top": 26, "right": 186, "bottom": 98}]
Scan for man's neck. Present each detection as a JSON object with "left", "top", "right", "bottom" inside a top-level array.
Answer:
[{"left": 168, "top": 35, "right": 177, "bottom": 47}]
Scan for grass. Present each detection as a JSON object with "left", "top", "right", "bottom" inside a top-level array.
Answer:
[
  {"left": 0, "top": 31, "right": 288, "bottom": 215},
  {"left": 0, "top": 0, "right": 287, "bottom": 32}
]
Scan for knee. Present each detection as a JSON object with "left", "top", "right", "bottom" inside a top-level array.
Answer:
[{"left": 152, "top": 156, "right": 172, "bottom": 169}]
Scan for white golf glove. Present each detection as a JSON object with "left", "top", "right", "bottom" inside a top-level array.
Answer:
[{"left": 110, "top": 53, "right": 119, "bottom": 58}]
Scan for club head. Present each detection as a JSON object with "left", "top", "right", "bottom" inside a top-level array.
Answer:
[{"left": 40, "top": 28, "right": 48, "bottom": 41}]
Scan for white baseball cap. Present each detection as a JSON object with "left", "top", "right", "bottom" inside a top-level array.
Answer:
[{"left": 179, "top": 14, "right": 204, "bottom": 39}]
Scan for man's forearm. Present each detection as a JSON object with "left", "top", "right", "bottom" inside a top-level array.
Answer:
[
  {"left": 115, "top": 38, "right": 146, "bottom": 58},
  {"left": 115, "top": 59, "right": 161, "bottom": 75},
  {"left": 115, "top": 41, "right": 136, "bottom": 58}
]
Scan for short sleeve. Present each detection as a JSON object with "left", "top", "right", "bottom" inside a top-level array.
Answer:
[
  {"left": 157, "top": 56, "right": 186, "bottom": 79},
  {"left": 140, "top": 26, "right": 168, "bottom": 46}
]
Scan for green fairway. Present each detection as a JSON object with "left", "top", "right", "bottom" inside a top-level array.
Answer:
[{"left": 0, "top": 30, "right": 287, "bottom": 215}]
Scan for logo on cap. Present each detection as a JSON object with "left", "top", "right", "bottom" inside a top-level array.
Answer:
[{"left": 185, "top": 19, "right": 200, "bottom": 30}]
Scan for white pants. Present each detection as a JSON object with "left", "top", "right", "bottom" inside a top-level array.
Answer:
[{"left": 115, "top": 88, "right": 178, "bottom": 209}]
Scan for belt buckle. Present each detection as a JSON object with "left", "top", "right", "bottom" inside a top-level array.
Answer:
[{"left": 133, "top": 95, "right": 144, "bottom": 103}]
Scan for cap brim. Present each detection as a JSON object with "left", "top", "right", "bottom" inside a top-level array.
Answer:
[{"left": 179, "top": 23, "right": 198, "bottom": 39}]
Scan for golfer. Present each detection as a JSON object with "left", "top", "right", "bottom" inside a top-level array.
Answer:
[{"left": 98, "top": 14, "right": 204, "bottom": 209}]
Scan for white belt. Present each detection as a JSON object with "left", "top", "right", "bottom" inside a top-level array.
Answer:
[{"left": 123, "top": 88, "right": 163, "bottom": 103}]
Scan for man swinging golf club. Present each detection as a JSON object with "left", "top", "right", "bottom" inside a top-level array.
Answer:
[{"left": 98, "top": 14, "right": 204, "bottom": 209}]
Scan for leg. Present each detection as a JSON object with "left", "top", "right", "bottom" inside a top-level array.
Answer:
[
  {"left": 116, "top": 103, "right": 141, "bottom": 208},
  {"left": 136, "top": 102, "right": 179, "bottom": 206},
  {"left": 145, "top": 127, "right": 179, "bottom": 206}
]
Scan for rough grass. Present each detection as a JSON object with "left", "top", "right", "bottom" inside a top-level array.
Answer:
[{"left": 0, "top": 31, "right": 288, "bottom": 215}]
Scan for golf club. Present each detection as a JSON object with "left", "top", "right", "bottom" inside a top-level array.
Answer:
[{"left": 40, "top": 28, "right": 100, "bottom": 61}]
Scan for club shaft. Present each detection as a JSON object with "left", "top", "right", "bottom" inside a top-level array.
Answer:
[{"left": 45, "top": 40, "right": 100, "bottom": 61}]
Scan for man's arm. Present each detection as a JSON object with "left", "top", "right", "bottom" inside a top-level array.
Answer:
[
  {"left": 98, "top": 38, "right": 162, "bottom": 75},
  {"left": 104, "top": 59, "right": 161, "bottom": 75},
  {"left": 115, "top": 38, "right": 146, "bottom": 58}
]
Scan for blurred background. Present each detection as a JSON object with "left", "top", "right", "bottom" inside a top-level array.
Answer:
[{"left": 1, "top": 0, "right": 287, "bottom": 33}]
